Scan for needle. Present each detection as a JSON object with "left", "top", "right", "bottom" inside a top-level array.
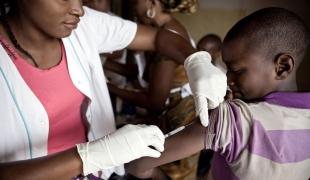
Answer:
[{"left": 164, "top": 126, "right": 185, "bottom": 138}]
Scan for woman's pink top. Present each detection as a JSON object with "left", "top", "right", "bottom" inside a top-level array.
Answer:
[{"left": 0, "top": 37, "right": 87, "bottom": 154}]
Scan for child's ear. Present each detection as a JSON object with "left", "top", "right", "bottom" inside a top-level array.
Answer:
[{"left": 274, "top": 53, "right": 295, "bottom": 80}]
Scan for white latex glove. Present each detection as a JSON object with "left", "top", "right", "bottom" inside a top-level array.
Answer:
[
  {"left": 184, "top": 51, "right": 227, "bottom": 127},
  {"left": 77, "top": 124, "right": 165, "bottom": 175}
]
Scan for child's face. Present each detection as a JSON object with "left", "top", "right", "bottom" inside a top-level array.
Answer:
[{"left": 222, "top": 39, "right": 277, "bottom": 101}]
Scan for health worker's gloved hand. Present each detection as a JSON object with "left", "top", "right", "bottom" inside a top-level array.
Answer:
[
  {"left": 184, "top": 51, "right": 227, "bottom": 127},
  {"left": 77, "top": 124, "right": 165, "bottom": 175}
]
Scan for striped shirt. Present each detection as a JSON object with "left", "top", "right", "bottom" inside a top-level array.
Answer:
[{"left": 206, "top": 92, "right": 310, "bottom": 180}]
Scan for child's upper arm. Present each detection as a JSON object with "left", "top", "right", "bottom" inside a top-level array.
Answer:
[{"left": 206, "top": 100, "right": 253, "bottom": 163}]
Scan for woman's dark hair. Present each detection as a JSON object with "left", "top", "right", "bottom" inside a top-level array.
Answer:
[
  {"left": 0, "top": 0, "right": 16, "bottom": 17},
  {"left": 159, "top": 0, "right": 182, "bottom": 10}
]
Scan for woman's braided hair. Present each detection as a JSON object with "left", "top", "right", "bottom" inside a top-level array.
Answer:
[{"left": 159, "top": 0, "right": 197, "bottom": 14}]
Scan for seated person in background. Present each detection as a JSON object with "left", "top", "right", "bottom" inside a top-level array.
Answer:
[
  {"left": 108, "top": 0, "right": 198, "bottom": 133},
  {"left": 126, "top": 7, "right": 310, "bottom": 180},
  {"left": 197, "top": 33, "right": 226, "bottom": 73}
]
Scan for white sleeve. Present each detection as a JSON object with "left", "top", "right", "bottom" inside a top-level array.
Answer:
[{"left": 81, "top": 7, "right": 137, "bottom": 53}]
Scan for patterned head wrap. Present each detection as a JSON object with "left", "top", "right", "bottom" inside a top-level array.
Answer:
[{"left": 159, "top": 0, "right": 198, "bottom": 14}]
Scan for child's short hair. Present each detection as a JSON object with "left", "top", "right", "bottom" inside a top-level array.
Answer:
[{"left": 224, "top": 7, "right": 310, "bottom": 64}]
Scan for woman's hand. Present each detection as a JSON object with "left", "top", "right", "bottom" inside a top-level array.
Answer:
[
  {"left": 184, "top": 51, "right": 227, "bottom": 127},
  {"left": 77, "top": 124, "right": 165, "bottom": 175}
]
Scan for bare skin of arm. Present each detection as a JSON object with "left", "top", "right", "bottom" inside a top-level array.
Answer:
[
  {"left": 103, "top": 50, "right": 123, "bottom": 60},
  {"left": 126, "top": 120, "right": 205, "bottom": 175},
  {"left": 108, "top": 59, "right": 177, "bottom": 112},
  {"left": 0, "top": 147, "right": 82, "bottom": 180},
  {"left": 102, "top": 50, "right": 139, "bottom": 78},
  {"left": 104, "top": 60, "right": 138, "bottom": 79}
]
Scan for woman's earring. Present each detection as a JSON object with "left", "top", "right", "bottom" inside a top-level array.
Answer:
[{"left": 146, "top": 8, "right": 156, "bottom": 18}]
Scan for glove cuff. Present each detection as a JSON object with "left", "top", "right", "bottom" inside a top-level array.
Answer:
[
  {"left": 184, "top": 51, "right": 212, "bottom": 69},
  {"left": 76, "top": 143, "right": 92, "bottom": 175},
  {"left": 76, "top": 138, "right": 115, "bottom": 176}
]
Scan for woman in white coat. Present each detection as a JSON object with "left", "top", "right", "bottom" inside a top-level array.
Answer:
[{"left": 0, "top": 0, "right": 227, "bottom": 179}]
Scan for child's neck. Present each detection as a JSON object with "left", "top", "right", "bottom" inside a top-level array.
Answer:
[{"left": 277, "top": 73, "right": 298, "bottom": 92}]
